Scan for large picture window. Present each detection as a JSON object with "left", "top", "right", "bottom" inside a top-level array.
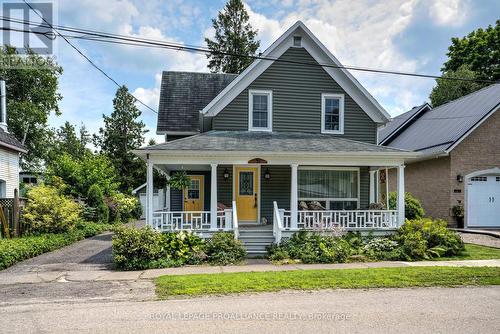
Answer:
[
  {"left": 321, "top": 93, "right": 344, "bottom": 134},
  {"left": 249, "top": 90, "right": 272, "bottom": 131},
  {"left": 298, "top": 168, "right": 359, "bottom": 210}
]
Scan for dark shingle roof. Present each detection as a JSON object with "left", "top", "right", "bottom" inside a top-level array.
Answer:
[
  {"left": 138, "top": 131, "right": 411, "bottom": 154},
  {"left": 378, "top": 104, "right": 430, "bottom": 144},
  {"left": 383, "top": 84, "right": 500, "bottom": 155},
  {"left": 157, "top": 71, "right": 238, "bottom": 133},
  {"left": 0, "top": 128, "right": 26, "bottom": 152}
]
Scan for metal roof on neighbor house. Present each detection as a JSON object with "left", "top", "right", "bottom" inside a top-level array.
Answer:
[
  {"left": 381, "top": 84, "right": 500, "bottom": 155},
  {"left": 136, "top": 130, "right": 411, "bottom": 155},
  {"left": 378, "top": 104, "right": 430, "bottom": 144},
  {"left": 0, "top": 128, "right": 26, "bottom": 152},
  {"left": 157, "top": 71, "right": 237, "bottom": 133}
]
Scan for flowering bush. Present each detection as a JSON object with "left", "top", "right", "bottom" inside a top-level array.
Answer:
[
  {"left": 23, "top": 185, "right": 81, "bottom": 234},
  {"left": 110, "top": 192, "right": 141, "bottom": 221}
]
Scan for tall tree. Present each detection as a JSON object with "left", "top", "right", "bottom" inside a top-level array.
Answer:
[
  {"left": 94, "top": 86, "right": 147, "bottom": 192},
  {"left": 0, "top": 46, "right": 63, "bottom": 171},
  {"left": 205, "top": 0, "right": 260, "bottom": 74},
  {"left": 443, "top": 20, "right": 500, "bottom": 81},
  {"left": 50, "top": 122, "right": 90, "bottom": 161},
  {"left": 429, "top": 20, "right": 499, "bottom": 106},
  {"left": 429, "top": 65, "right": 484, "bottom": 107}
]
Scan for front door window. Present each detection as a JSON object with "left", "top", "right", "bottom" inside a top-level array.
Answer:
[{"left": 239, "top": 172, "right": 254, "bottom": 195}]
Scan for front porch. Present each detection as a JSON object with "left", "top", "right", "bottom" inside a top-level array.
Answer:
[{"left": 133, "top": 131, "right": 416, "bottom": 251}]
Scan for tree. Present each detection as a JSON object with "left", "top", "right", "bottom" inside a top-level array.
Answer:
[
  {"left": 0, "top": 46, "right": 63, "bottom": 171},
  {"left": 86, "top": 184, "right": 109, "bottom": 224},
  {"left": 94, "top": 86, "right": 147, "bottom": 192},
  {"left": 443, "top": 20, "right": 500, "bottom": 81},
  {"left": 429, "top": 65, "right": 484, "bottom": 107},
  {"left": 50, "top": 122, "right": 90, "bottom": 161},
  {"left": 205, "top": 0, "right": 260, "bottom": 74}
]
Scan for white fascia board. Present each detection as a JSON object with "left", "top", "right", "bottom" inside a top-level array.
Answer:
[{"left": 202, "top": 21, "right": 390, "bottom": 124}]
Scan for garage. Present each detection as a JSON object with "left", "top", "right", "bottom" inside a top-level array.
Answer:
[{"left": 466, "top": 171, "right": 500, "bottom": 228}]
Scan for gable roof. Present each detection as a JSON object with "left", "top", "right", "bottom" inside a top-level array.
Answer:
[
  {"left": 0, "top": 128, "right": 27, "bottom": 153},
  {"left": 380, "top": 84, "right": 500, "bottom": 156},
  {"left": 201, "top": 21, "right": 390, "bottom": 123},
  {"left": 157, "top": 71, "right": 237, "bottom": 134},
  {"left": 378, "top": 103, "right": 431, "bottom": 145}
]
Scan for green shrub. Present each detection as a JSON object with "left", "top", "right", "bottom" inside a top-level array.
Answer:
[
  {"left": 23, "top": 185, "right": 81, "bottom": 234},
  {"left": 389, "top": 192, "right": 425, "bottom": 220},
  {"left": 205, "top": 232, "right": 246, "bottom": 265},
  {"left": 87, "top": 185, "right": 109, "bottom": 224},
  {"left": 112, "top": 227, "right": 207, "bottom": 270},
  {"left": 0, "top": 223, "right": 113, "bottom": 270},
  {"left": 395, "top": 218, "right": 464, "bottom": 259},
  {"left": 108, "top": 192, "right": 142, "bottom": 223},
  {"left": 363, "top": 237, "right": 402, "bottom": 260},
  {"left": 268, "top": 231, "right": 352, "bottom": 264}
]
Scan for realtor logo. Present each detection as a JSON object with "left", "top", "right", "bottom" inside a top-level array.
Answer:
[{"left": 1, "top": 1, "right": 55, "bottom": 55}]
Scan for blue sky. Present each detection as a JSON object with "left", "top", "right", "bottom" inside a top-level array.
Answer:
[{"left": 3, "top": 0, "right": 500, "bottom": 143}]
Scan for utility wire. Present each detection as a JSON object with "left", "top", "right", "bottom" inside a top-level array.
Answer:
[
  {"left": 13, "top": 4, "right": 158, "bottom": 114},
  {"left": 1, "top": 15, "right": 498, "bottom": 85}
]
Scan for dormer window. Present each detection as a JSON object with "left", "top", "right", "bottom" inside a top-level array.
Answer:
[
  {"left": 248, "top": 90, "right": 272, "bottom": 131},
  {"left": 293, "top": 36, "right": 302, "bottom": 47},
  {"left": 321, "top": 93, "right": 344, "bottom": 134}
]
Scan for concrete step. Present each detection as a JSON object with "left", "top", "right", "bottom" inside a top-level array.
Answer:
[{"left": 239, "top": 236, "right": 275, "bottom": 242}]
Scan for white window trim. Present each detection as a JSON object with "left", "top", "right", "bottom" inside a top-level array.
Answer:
[
  {"left": 297, "top": 167, "right": 360, "bottom": 209},
  {"left": 248, "top": 89, "right": 272, "bottom": 132},
  {"left": 321, "top": 93, "right": 344, "bottom": 134}
]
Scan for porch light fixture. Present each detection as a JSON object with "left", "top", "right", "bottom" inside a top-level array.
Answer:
[
  {"left": 264, "top": 168, "right": 271, "bottom": 180},
  {"left": 456, "top": 174, "right": 463, "bottom": 183},
  {"left": 223, "top": 168, "right": 230, "bottom": 181}
]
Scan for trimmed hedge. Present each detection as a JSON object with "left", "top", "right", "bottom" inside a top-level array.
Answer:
[{"left": 0, "top": 222, "right": 114, "bottom": 270}]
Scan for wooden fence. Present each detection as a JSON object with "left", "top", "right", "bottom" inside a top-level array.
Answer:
[{"left": 0, "top": 190, "right": 27, "bottom": 238}]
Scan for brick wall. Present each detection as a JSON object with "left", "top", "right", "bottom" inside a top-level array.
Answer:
[
  {"left": 387, "top": 108, "right": 500, "bottom": 226},
  {"left": 449, "top": 109, "right": 500, "bottom": 219}
]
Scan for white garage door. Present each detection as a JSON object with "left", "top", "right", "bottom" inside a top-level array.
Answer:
[{"left": 467, "top": 175, "right": 500, "bottom": 227}]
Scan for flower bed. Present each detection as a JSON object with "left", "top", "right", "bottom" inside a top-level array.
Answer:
[{"left": 267, "top": 218, "right": 465, "bottom": 263}]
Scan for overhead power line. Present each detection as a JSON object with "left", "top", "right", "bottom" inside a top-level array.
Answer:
[
  {"left": 11, "top": 4, "right": 158, "bottom": 114},
  {"left": 1, "top": 15, "right": 498, "bottom": 86}
]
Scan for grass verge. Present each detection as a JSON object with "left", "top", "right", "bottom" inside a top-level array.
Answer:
[
  {"left": 156, "top": 266, "right": 500, "bottom": 298},
  {"left": 435, "top": 244, "right": 500, "bottom": 261}
]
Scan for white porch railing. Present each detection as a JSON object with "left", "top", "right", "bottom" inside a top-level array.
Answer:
[
  {"left": 272, "top": 201, "right": 283, "bottom": 243},
  {"left": 282, "top": 210, "right": 399, "bottom": 230},
  {"left": 151, "top": 209, "right": 232, "bottom": 232},
  {"left": 232, "top": 201, "right": 239, "bottom": 240}
]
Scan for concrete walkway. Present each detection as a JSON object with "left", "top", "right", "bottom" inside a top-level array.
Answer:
[{"left": 1, "top": 258, "right": 500, "bottom": 285}]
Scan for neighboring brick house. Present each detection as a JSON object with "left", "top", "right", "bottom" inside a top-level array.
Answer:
[{"left": 379, "top": 84, "right": 500, "bottom": 228}]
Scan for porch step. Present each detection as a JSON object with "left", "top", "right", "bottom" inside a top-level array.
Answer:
[{"left": 239, "top": 229, "right": 275, "bottom": 255}]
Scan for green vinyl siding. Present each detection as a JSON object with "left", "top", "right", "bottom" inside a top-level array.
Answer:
[
  {"left": 213, "top": 47, "right": 377, "bottom": 144},
  {"left": 360, "top": 167, "right": 369, "bottom": 209},
  {"left": 261, "top": 165, "right": 291, "bottom": 223},
  {"left": 217, "top": 165, "right": 233, "bottom": 207}
]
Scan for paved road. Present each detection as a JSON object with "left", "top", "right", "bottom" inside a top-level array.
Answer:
[{"left": 1, "top": 286, "right": 499, "bottom": 333}]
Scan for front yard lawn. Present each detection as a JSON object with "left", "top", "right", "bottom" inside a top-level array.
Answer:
[
  {"left": 435, "top": 244, "right": 500, "bottom": 261},
  {"left": 155, "top": 266, "right": 500, "bottom": 298}
]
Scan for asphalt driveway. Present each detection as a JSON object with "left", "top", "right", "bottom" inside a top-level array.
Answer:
[{"left": 3, "top": 232, "right": 114, "bottom": 274}]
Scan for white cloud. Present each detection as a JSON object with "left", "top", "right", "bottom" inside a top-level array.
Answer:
[{"left": 429, "top": 0, "right": 469, "bottom": 26}]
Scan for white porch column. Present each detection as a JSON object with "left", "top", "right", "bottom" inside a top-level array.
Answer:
[
  {"left": 146, "top": 157, "right": 154, "bottom": 226},
  {"left": 369, "top": 170, "right": 376, "bottom": 204},
  {"left": 290, "top": 163, "right": 298, "bottom": 229},
  {"left": 397, "top": 164, "right": 405, "bottom": 226},
  {"left": 210, "top": 163, "right": 218, "bottom": 230}
]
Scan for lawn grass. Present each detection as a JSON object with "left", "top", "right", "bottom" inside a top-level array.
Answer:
[
  {"left": 155, "top": 266, "right": 500, "bottom": 298},
  {"left": 434, "top": 244, "right": 500, "bottom": 261}
]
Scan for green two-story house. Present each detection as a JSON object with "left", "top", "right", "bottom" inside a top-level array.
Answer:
[{"left": 133, "top": 21, "right": 416, "bottom": 254}]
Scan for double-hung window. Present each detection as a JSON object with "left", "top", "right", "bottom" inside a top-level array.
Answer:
[
  {"left": 321, "top": 93, "right": 344, "bottom": 134},
  {"left": 249, "top": 90, "right": 272, "bottom": 131},
  {"left": 298, "top": 167, "right": 359, "bottom": 210}
]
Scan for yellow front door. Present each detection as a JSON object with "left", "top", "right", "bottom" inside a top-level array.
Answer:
[
  {"left": 183, "top": 175, "right": 204, "bottom": 211},
  {"left": 234, "top": 167, "right": 259, "bottom": 223}
]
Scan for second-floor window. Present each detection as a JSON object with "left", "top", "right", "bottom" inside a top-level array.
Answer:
[
  {"left": 321, "top": 93, "right": 344, "bottom": 134},
  {"left": 249, "top": 90, "right": 272, "bottom": 131}
]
